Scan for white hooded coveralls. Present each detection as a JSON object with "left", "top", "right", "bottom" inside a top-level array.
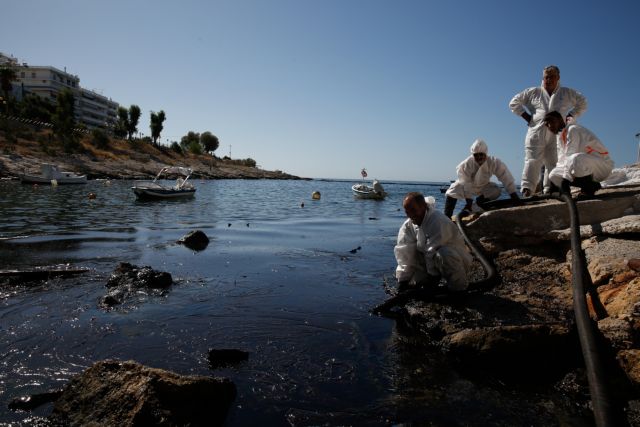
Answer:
[
  {"left": 394, "top": 205, "right": 472, "bottom": 291},
  {"left": 509, "top": 84, "right": 587, "bottom": 193},
  {"left": 445, "top": 157, "right": 517, "bottom": 201},
  {"left": 549, "top": 124, "right": 614, "bottom": 186}
]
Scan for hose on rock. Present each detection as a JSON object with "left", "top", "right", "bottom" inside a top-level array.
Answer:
[{"left": 555, "top": 192, "right": 618, "bottom": 427}]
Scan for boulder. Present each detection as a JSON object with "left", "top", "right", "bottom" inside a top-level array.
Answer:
[
  {"left": 102, "top": 262, "right": 173, "bottom": 307},
  {"left": 49, "top": 360, "right": 236, "bottom": 426},
  {"left": 178, "top": 230, "right": 210, "bottom": 251}
]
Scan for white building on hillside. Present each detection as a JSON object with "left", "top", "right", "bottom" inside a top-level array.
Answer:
[{"left": 0, "top": 52, "right": 119, "bottom": 130}]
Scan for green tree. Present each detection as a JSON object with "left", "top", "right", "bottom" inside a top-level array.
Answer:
[
  {"left": 127, "top": 104, "right": 141, "bottom": 141},
  {"left": 114, "top": 106, "right": 129, "bottom": 139},
  {"left": 52, "top": 89, "right": 78, "bottom": 152},
  {"left": 200, "top": 131, "right": 219, "bottom": 154},
  {"left": 187, "top": 140, "right": 203, "bottom": 155},
  {"left": 0, "top": 64, "right": 17, "bottom": 113},
  {"left": 149, "top": 110, "right": 166, "bottom": 146},
  {"left": 180, "top": 131, "right": 200, "bottom": 149},
  {"left": 18, "top": 93, "right": 54, "bottom": 123},
  {"left": 170, "top": 141, "right": 183, "bottom": 154}
]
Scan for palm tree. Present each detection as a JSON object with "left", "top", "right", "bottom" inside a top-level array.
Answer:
[{"left": 149, "top": 110, "right": 166, "bottom": 146}]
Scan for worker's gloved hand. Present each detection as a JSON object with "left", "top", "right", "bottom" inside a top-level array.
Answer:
[{"left": 509, "top": 192, "right": 520, "bottom": 201}]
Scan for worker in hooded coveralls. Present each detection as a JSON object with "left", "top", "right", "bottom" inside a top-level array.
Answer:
[
  {"left": 509, "top": 65, "right": 587, "bottom": 197},
  {"left": 395, "top": 192, "right": 472, "bottom": 293},
  {"left": 443, "top": 139, "right": 519, "bottom": 218},
  {"left": 543, "top": 111, "right": 614, "bottom": 196}
]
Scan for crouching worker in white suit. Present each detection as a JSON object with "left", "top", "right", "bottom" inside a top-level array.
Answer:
[
  {"left": 543, "top": 111, "right": 614, "bottom": 196},
  {"left": 444, "top": 139, "right": 520, "bottom": 218},
  {"left": 395, "top": 192, "right": 473, "bottom": 293}
]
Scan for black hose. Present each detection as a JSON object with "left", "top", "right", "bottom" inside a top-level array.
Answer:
[
  {"left": 455, "top": 215, "right": 497, "bottom": 292},
  {"left": 556, "top": 193, "right": 617, "bottom": 426}
]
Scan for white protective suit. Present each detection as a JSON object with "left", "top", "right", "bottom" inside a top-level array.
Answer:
[
  {"left": 509, "top": 83, "right": 587, "bottom": 193},
  {"left": 445, "top": 139, "right": 517, "bottom": 201},
  {"left": 549, "top": 124, "right": 614, "bottom": 186},
  {"left": 394, "top": 202, "right": 472, "bottom": 291}
]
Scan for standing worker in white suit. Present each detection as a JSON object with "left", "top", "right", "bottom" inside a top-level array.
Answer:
[
  {"left": 444, "top": 139, "right": 519, "bottom": 218},
  {"left": 509, "top": 65, "right": 587, "bottom": 197}
]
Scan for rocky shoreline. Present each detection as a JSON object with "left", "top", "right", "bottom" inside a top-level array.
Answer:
[
  {"left": 0, "top": 127, "right": 304, "bottom": 180},
  {"left": 385, "top": 181, "right": 640, "bottom": 424}
]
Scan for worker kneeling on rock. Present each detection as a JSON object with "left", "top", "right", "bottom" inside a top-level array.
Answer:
[
  {"left": 543, "top": 111, "right": 614, "bottom": 196},
  {"left": 444, "top": 139, "right": 519, "bottom": 218},
  {"left": 395, "top": 192, "right": 473, "bottom": 293}
]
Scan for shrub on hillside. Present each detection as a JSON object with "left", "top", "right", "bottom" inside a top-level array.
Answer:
[
  {"left": 91, "top": 129, "right": 110, "bottom": 149},
  {"left": 187, "top": 140, "right": 202, "bottom": 155},
  {"left": 170, "top": 142, "right": 183, "bottom": 155}
]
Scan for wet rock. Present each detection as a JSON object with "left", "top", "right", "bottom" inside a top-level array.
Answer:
[
  {"left": 101, "top": 262, "right": 173, "bottom": 306},
  {"left": 443, "top": 324, "right": 575, "bottom": 381},
  {"left": 598, "top": 317, "right": 636, "bottom": 350},
  {"left": 8, "top": 390, "right": 62, "bottom": 411},
  {"left": 617, "top": 350, "right": 640, "bottom": 384},
  {"left": 48, "top": 359, "right": 236, "bottom": 426},
  {"left": 208, "top": 349, "right": 249, "bottom": 369},
  {"left": 178, "top": 230, "right": 210, "bottom": 251}
]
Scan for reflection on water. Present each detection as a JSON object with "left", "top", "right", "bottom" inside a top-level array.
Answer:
[{"left": 0, "top": 179, "right": 573, "bottom": 425}]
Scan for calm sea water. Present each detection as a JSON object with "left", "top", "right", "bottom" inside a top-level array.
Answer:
[{"left": 0, "top": 179, "right": 570, "bottom": 426}]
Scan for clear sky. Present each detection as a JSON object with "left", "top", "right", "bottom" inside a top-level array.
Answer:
[{"left": 3, "top": 0, "right": 639, "bottom": 182}]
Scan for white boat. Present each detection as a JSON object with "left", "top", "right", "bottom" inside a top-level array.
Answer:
[
  {"left": 19, "top": 163, "right": 87, "bottom": 185},
  {"left": 132, "top": 166, "right": 196, "bottom": 200},
  {"left": 352, "top": 180, "right": 387, "bottom": 200}
]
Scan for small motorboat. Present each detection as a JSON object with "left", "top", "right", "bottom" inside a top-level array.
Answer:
[
  {"left": 352, "top": 179, "right": 387, "bottom": 200},
  {"left": 20, "top": 163, "right": 87, "bottom": 185},
  {"left": 132, "top": 166, "right": 196, "bottom": 200}
]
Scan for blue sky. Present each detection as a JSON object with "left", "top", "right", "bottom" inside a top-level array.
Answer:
[{"left": 3, "top": 0, "right": 639, "bottom": 182}]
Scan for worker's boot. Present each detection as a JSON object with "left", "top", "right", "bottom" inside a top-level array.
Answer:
[
  {"left": 560, "top": 179, "right": 572, "bottom": 195},
  {"left": 475, "top": 195, "right": 488, "bottom": 209},
  {"left": 573, "top": 175, "right": 601, "bottom": 196},
  {"left": 444, "top": 196, "right": 457, "bottom": 219}
]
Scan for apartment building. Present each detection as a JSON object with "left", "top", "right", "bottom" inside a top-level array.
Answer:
[{"left": 1, "top": 52, "right": 119, "bottom": 130}]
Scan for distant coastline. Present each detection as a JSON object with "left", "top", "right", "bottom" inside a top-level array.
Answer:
[{"left": 0, "top": 126, "right": 304, "bottom": 181}]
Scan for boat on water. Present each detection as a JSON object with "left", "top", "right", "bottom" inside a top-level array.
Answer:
[
  {"left": 352, "top": 180, "right": 387, "bottom": 200},
  {"left": 20, "top": 163, "right": 87, "bottom": 185},
  {"left": 131, "top": 166, "right": 196, "bottom": 200},
  {"left": 352, "top": 168, "right": 387, "bottom": 200}
]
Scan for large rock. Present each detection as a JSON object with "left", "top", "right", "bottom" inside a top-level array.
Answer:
[
  {"left": 49, "top": 359, "right": 236, "bottom": 426},
  {"left": 465, "top": 186, "right": 640, "bottom": 251},
  {"left": 178, "top": 230, "right": 210, "bottom": 251}
]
